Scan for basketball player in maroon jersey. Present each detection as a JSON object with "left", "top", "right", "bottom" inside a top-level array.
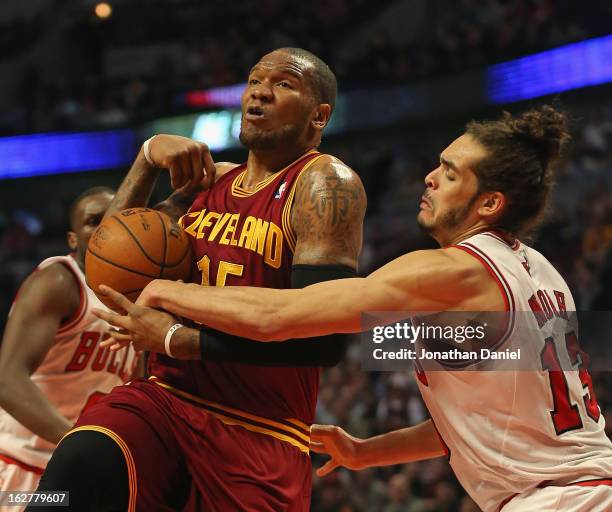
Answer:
[{"left": 34, "top": 48, "right": 365, "bottom": 511}]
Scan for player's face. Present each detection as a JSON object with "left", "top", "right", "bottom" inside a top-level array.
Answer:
[
  {"left": 417, "top": 134, "right": 488, "bottom": 243},
  {"left": 239, "top": 51, "right": 317, "bottom": 150},
  {"left": 68, "top": 192, "right": 114, "bottom": 264}
]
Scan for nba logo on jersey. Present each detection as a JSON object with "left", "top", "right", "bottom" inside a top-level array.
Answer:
[{"left": 275, "top": 181, "right": 287, "bottom": 199}]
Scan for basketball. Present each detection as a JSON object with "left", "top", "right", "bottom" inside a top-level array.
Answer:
[{"left": 85, "top": 208, "right": 192, "bottom": 310}]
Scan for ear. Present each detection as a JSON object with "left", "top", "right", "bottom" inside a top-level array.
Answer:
[
  {"left": 67, "top": 231, "right": 78, "bottom": 251},
  {"left": 312, "top": 103, "right": 332, "bottom": 130},
  {"left": 477, "top": 191, "right": 506, "bottom": 221}
]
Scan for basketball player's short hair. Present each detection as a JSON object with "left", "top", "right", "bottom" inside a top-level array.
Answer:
[
  {"left": 466, "top": 105, "right": 570, "bottom": 237},
  {"left": 277, "top": 47, "right": 337, "bottom": 112},
  {"left": 69, "top": 186, "right": 114, "bottom": 230}
]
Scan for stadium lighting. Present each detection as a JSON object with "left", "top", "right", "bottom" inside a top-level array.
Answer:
[
  {"left": 95, "top": 2, "right": 112, "bottom": 19},
  {"left": 487, "top": 34, "right": 612, "bottom": 104}
]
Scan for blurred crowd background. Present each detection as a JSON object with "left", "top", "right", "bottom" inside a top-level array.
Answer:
[
  {"left": 2, "top": 0, "right": 612, "bottom": 134},
  {"left": 1, "top": 1, "right": 612, "bottom": 510}
]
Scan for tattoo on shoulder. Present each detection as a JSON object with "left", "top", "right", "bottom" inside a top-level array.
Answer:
[{"left": 292, "top": 158, "right": 366, "bottom": 265}]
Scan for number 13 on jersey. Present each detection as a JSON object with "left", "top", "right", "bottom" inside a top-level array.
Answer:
[{"left": 197, "top": 254, "right": 244, "bottom": 287}]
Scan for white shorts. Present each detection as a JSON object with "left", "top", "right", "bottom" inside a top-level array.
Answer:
[
  {"left": 503, "top": 484, "right": 612, "bottom": 512},
  {"left": 0, "top": 459, "right": 43, "bottom": 512}
]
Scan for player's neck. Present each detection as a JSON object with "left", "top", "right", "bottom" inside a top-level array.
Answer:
[
  {"left": 439, "top": 222, "right": 492, "bottom": 247},
  {"left": 73, "top": 255, "right": 85, "bottom": 273},
  {"left": 244, "top": 145, "right": 315, "bottom": 190}
]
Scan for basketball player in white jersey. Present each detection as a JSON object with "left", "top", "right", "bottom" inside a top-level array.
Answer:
[
  {"left": 97, "top": 106, "right": 612, "bottom": 511},
  {"left": 0, "top": 187, "right": 140, "bottom": 500}
]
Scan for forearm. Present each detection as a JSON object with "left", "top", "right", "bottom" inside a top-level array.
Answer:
[
  {"left": 154, "top": 187, "right": 201, "bottom": 222},
  {"left": 0, "top": 376, "right": 72, "bottom": 444},
  {"left": 355, "top": 419, "right": 446, "bottom": 468},
  {"left": 148, "top": 279, "right": 365, "bottom": 341},
  {"left": 106, "top": 149, "right": 160, "bottom": 217},
  {"left": 151, "top": 282, "right": 297, "bottom": 340}
]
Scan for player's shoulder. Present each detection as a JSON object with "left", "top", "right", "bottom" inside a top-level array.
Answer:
[
  {"left": 297, "top": 153, "right": 365, "bottom": 195},
  {"left": 442, "top": 246, "right": 493, "bottom": 277},
  {"left": 35, "top": 261, "right": 80, "bottom": 290},
  {"left": 16, "top": 261, "right": 80, "bottom": 313},
  {"left": 308, "top": 153, "right": 359, "bottom": 178},
  {"left": 214, "top": 161, "right": 240, "bottom": 183}
]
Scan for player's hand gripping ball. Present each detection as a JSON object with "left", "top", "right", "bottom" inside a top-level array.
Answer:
[{"left": 85, "top": 208, "right": 192, "bottom": 310}]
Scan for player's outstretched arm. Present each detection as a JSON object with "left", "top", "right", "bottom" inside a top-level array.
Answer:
[
  {"left": 310, "top": 419, "right": 447, "bottom": 476},
  {"left": 140, "top": 245, "right": 502, "bottom": 342},
  {"left": 96, "top": 247, "right": 501, "bottom": 355},
  {"left": 0, "top": 265, "right": 79, "bottom": 444}
]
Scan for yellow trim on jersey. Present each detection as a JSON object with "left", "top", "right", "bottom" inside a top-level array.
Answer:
[
  {"left": 285, "top": 417, "right": 310, "bottom": 430},
  {"left": 281, "top": 154, "right": 327, "bottom": 253},
  {"left": 231, "top": 150, "right": 319, "bottom": 197},
  {"left": 204, "top": 410, "right": 309, "bottom": 454},
  {"left": 150, "top": 377, "right": 310, "bottom": 453},
  {"left": 63, "top": 425, "right": 137, "bottom": 512}
]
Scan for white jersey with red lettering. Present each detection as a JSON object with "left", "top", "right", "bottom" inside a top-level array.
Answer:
[
  {"left": 0, "top": 255, "right": 140, "bottom": 471},
  {"left": 415, "top": 231, "right": 612, "bottom": 512}
]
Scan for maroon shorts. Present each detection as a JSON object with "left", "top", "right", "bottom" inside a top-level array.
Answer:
[{"left": 67, "top": 378, "right": 312, "bottom": 511}]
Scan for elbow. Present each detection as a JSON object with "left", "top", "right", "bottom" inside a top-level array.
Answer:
[
  {"left": 247, "top": 306, "right": 290, "bottom": 342},
  {"left": 249, "top": 317, "right": 282, "bottom": 342}
]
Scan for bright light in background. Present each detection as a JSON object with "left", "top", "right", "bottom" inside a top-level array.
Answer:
[
  {"left": 95, "top": 2, "right": 112, "bottom": 19},
  {"left": 487, "top": 34, "right": 612, "bottom": 104},
  {"left": 0, "top": 130, "right": 134, "bottom": 180},
  {"left": 191, "top": 111, "right": 234, "bottom": 150}
]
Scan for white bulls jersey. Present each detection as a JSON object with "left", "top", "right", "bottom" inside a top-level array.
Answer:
[
  {"left": 0, "top": 255, "right": 140, "bottom": 470},
  {"left": 415, "top": 231, "right": 612, "bottom": 512}
]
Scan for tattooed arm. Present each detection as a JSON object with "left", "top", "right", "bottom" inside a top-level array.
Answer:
[{"left": 291, "top": 155, "right": 366, "bottom": 267}]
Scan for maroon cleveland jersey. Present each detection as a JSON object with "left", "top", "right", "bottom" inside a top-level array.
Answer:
[{"left": 149, "top": 150, "right": 326, "bottom": 424}]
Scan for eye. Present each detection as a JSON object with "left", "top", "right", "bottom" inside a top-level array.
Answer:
[
  {"left": 278, "top": 81, "right": 292, "bottom": 89},
  {"left": 248, "top": 78, "right": 260, "bottom": 86},
  {"left": 445, "top": 170, "right": 456, "bottom": 181}
]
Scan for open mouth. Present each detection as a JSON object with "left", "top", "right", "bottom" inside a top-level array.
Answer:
[{"left": 246, "top": 105, "right": 265, "bottom": 119}]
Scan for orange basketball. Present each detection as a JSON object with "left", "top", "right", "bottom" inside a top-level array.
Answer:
[{"left": 86, "top": 208, "right": 192, "bottom": 310}]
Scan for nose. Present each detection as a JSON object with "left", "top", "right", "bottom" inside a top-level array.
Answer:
[
  {"left": 424, "top": 167, "right": 439, "bottom": 189},
  {"left": 250, "top": 81, "right": 273, "bottom": 102}
]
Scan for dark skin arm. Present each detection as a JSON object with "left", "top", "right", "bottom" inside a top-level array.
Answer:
[
  {"left": 0, "top": 265, "right": 79, "bottom": 444},
  {"left": 291, "top": 155, "right": 365, "bottom": 267},
  {"left": 106, "top": 135, "right": 219, "bottom": 222},
  {"left": 95, "top": 155, "right": 367, "bottom": 359}
]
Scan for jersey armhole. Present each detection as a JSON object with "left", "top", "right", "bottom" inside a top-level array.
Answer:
[{"left": 452, "top": 243, "right": 516, "bottom": 351}]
